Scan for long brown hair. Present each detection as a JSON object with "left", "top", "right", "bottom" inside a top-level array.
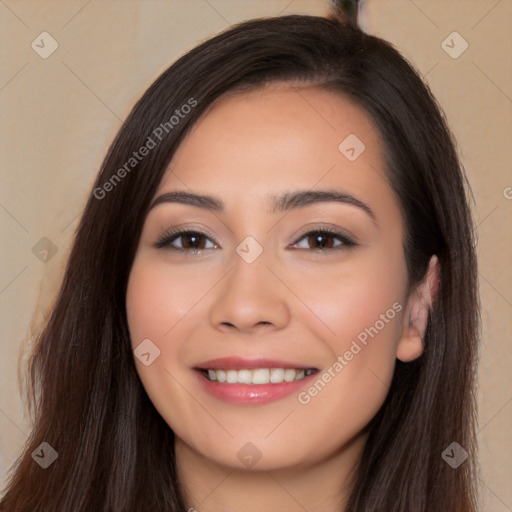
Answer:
[{"left": 1, "top": 8, "right": 480, "bottom": 512}]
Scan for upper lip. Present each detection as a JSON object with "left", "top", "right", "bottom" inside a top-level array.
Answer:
[{"left": 194, "top": 357, "right": 318, "bottom": 371}]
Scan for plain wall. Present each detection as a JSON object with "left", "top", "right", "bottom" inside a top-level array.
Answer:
[{"left": 1, "top": 0, "right": 510, "bottom": 509}]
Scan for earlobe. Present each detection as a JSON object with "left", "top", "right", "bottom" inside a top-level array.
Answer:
[
  {"left": 396, "top": 303, "right": 429, "bottom": 362},
  {"left": 396, "top": 255, "right": 440, "bottom": 363}
]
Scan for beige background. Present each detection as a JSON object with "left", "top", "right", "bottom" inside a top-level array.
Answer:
[{"left": 1, "top": 0, "right": 511, "bottom": 509}]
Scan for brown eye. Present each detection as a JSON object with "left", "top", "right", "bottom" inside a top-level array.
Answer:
[
  {"left": 292, "top": 229, "right": 357, "bottom": 252},
  {"left": 155, "top": 230, "right": 217, "bottom": 252}
]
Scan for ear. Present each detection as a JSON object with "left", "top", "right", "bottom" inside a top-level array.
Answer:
[{"left": 396, "top": 255, "right": 440, "bottom": 362}]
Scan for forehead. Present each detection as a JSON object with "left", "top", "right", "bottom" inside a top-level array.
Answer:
[{"left": 159, "top": 84, "right": 397, "bottom": 221}]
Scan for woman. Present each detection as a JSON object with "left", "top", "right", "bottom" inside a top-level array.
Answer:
[{"left": 0, "top": 6, "right": 480, "bottom": 512}]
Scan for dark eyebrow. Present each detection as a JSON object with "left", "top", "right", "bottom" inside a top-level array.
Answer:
[
  {"left": 149, "top": 189, "right": 377, "bottom": 224},
  {"left": 269, "top": 190, "right": 376, "bottom": 224}
]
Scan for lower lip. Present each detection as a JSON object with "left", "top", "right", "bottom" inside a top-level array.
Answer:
[{"left": 195, "top": 370, "right": 316, "bottom": 405}]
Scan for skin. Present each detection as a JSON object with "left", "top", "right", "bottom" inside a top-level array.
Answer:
[{"left": 126, "top": 84, "right": 439, "bottom": 512}]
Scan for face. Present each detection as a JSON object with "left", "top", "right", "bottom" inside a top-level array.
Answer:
[{"left": 126, "top": 84, "right": 420, "bottom": 472}]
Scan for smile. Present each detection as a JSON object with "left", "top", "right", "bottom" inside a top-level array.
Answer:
[{"left": 201, "top": 368, "right": 318, "bottom": 385}]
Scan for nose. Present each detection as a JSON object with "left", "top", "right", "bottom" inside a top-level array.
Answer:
[{"left": 208, "top": 248, "right": 291, "bottom": 334}]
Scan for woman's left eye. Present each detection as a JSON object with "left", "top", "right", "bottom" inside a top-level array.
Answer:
[
  {"left": 291, "top": 229, "right": 357, "bottom": 252},
  {"left": 154, "top": 228, "right": 357, "bottom": 253}
]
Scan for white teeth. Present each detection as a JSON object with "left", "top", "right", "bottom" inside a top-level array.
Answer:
[
  {"left": 283, "top": 369, "right": 296, "bottom": 382},
  {"left": 237, "top": 369, "right": 252, "bottom": 384},
  {"left": 270, "top": 368, "right": 284, "bottom": 383},
  {"left": 204, "top": 368, "right": 315, "bottom": 384},
  {"left": 226, "top": 370, "right": 238, "bottom": 383},
  {"left": 252, "top": 368, "right": 270, "bottom": 384}
]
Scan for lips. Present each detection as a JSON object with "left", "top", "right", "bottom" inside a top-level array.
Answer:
[
  {"left": 193, "top": 357, "right": 320, "bottom": 405},
  {"left": 194, "top": 356, "right": 318, "bottom": 371}
]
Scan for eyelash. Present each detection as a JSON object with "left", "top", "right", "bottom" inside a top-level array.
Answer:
[{"left": 154, "top": 226, "right": 358, "bottom": 254}]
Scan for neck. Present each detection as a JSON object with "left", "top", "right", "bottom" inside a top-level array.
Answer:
[{"left": 175, "top": 434, "right": 366, "bottom": 512}]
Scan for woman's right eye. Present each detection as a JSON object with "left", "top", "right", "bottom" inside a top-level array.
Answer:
[{"left": 154, "top": 230, "right": 217, "bottom": 253}]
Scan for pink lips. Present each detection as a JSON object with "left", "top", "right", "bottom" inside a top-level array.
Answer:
[
  {"left": 194, "top": 356, "right": 315, "bottom": 370},
  {"left": 193, "top": 356, "right": 319, "bottom": 406}
]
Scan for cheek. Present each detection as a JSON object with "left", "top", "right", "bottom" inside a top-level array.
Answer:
[
  {"left": 125, "top": 257, "right": 202, "bottom": 435},
  {"left": 125, "top": 256, "right": 190, "bottom": 373},
  {"left": 290, "top": 249, "right": 406, "bottom": 431},
  {"left": 126, "top": 257, "right": 205, "bottom": 347},
  {"left": 290, "top": 243, "right": 406, "bottom": 355}
]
